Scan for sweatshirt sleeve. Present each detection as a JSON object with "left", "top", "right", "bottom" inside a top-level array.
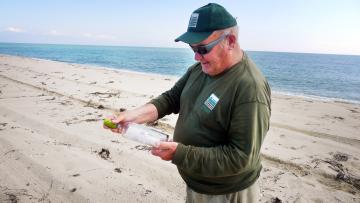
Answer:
[
  {"left": 172, "top": 101, "right": 270, "bottom": 177},
  {"left": 149, "top": 65, "right": 193, "bottom": 119}
]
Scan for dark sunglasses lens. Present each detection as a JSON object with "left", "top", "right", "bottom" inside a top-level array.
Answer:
[
  {"left": 191, "top": 46, "right": 208, "bottom": 55},
  {"left": 197, "top": 47, "right": 208, "bottom": 55}
]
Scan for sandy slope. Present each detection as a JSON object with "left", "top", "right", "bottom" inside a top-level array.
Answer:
[{"left": 0, "top": 54, "right": 359, "bottom": 202}]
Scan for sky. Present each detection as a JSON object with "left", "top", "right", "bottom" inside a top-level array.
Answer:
[{"left": 1, "top": 0, "right": 360, "bottom": 55}]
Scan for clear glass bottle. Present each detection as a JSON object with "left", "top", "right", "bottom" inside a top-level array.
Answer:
[
  {"left": 104, "top": 119, "right": 169, "bottom": 146},
  {"left": 121, "top": 123, "right": 169, "bottom": 147}
]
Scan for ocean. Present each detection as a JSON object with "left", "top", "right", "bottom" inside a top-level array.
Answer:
[{"left": 1, "top": 42, "right": 359, "bottom": 103}]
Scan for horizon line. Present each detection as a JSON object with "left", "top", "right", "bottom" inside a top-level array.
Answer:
[{"left": 0, "top": 41, "right": 359, "bottom": 57}]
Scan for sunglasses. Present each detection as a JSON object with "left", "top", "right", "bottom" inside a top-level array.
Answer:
[{"left": 190, "top": 33, "right": 228, "bottom": 55}]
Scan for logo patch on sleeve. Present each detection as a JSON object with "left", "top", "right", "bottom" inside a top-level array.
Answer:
[
  {"left": 188, "top": 13, "right": 199, "bottom": 28},
  {"left": 203, "top": 93, "right": 219, "bottom": 112}
]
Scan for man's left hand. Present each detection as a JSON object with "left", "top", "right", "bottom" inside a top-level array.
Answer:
[{"left": 151, "top": 141, "right": 178, "bottom": 161}]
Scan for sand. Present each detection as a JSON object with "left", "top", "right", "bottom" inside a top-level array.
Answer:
[{"left": 0, "top": 54, "right": 359, "bottom": 202}]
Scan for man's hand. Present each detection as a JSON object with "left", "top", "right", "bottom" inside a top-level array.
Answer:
[
  {"left": 103, "top": 115, "right": 126, "bottom": 134},
  {"left": 151, "top": 141, "right": 178, "bottom": 161}
]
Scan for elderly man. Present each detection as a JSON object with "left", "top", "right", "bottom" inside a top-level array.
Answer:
[{"left": 108, "top": 3, "right": 271, "bottom": 203}]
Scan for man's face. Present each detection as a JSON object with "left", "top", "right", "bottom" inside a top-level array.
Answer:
[{"left": 191, "top": 33, "right": 229, "bottom": 76}]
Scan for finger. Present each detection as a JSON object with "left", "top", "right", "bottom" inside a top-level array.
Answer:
[
  {"left": 151, "top": 148, "right": 161, "bottom": 156},
  {"left": 158, "top": 150, "right": 172, "bottom": 161},
  {"left": 105, "top": 115, "right": 119, "bottom": 126},
  {"left": 151, "top": 148, "right": 157, "bottom": 155},
  {"left": 161, "top": 155, "right": 172, "bottom": 161},
  {"left": 111, "top": 128, "right": 121, "bottom": 134},
  {"left": 157, "top": 142, "right": 168, "bottom": 149},
  {"left": 111, "top": 115, "right": 124, "bottom": 123},
  {"left": 106, "top": 115, "right": 116, "bottom": 120}
]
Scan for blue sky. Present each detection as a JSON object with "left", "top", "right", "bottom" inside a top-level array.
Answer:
[{"left": 1, "top": 0, "right": 359, "bottom": 55}]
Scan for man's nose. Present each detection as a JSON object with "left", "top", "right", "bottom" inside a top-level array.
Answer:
[{"left": 194, "top": 52, "right": 203, "bottom": 61}]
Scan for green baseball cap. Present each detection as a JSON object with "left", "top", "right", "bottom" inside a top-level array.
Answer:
[{"left": 175, "top": 3, "right": 237, "bottom": 44}]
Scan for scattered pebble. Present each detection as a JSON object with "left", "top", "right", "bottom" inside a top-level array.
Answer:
[
  {"left": 145, "top": 189, "right": 152, "bottom": 195},
  {"left": 333, "top": 116, "right": 344, "bottom": 120},
  {"left": 0, "top": 122, "right": 8, "bottom": 127}
]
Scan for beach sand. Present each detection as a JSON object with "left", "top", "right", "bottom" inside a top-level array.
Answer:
[{"left": 0, "top": 54, "right": 359, "bottom": 202}]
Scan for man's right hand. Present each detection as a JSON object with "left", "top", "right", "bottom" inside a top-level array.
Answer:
[
  {"left": 103, "top": 115, "right": 125, "bottom": 134},
  {"left": 103, "top": 103, "right": 159, "bottom": 134}
]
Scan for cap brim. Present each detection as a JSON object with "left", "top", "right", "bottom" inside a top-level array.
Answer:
[{"left": 175, "top": 31, "right": 213, "bottom": 44}]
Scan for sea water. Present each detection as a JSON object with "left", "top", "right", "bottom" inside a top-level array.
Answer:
[{"left": 0, "top": 42, "right": 359, "bottom": 103}]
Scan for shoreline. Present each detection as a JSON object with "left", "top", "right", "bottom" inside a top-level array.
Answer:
[
  {"left": 1, "top": 53, "right": 359, "bottom": 105},
  {"left": 0, "top": 54, "right": 359, "bottom": 202},
  {"left": 272, "top": 90, "right": 360, "bottom": 105}
]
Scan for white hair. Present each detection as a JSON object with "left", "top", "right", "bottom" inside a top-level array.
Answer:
[
  {"left": 213, "top": 25, "right": 239, "bottom": 47},
  {"left": 214, "top": 25, "right": 238, "bottom": 38}
]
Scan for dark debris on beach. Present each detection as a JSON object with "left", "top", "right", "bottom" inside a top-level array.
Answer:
[{"left": 97, "top": 148, "right": 110, "bottom": 160}]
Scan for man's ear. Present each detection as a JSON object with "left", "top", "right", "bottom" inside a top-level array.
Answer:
[{"left": 227, "top": 34, "right": 236, "bottom": 49}]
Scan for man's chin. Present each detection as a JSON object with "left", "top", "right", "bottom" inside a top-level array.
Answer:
[
  {"left": 201, "top": 64, "right": 211, "bottom": 73},
  {"left": 202, "top": 68, "right": 215, "bottom": 76},
  {"left": 201, "top": 67, "right": 209, "bottom": 75}
]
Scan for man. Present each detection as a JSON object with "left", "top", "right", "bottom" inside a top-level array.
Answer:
[{"left": 107, "top": 3, "right": 271, "bottom": 203}]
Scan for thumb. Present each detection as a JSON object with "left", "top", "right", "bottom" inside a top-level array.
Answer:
[{"left": 158, "top": 141, "right": 170, "bottom": 149}]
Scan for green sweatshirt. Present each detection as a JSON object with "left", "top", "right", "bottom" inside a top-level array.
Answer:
[{"left": 150, "top": 52, "right": 271, "bottom": 195}]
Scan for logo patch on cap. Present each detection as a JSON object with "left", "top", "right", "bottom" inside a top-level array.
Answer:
[{"left": 188, "top": 13, "right": 199, "bottom": 28}]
